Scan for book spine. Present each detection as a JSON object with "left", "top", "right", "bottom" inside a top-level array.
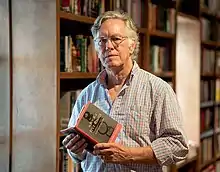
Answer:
[
  {"left": 108, "top": 123, "right": 122, "bottom": 143},
  {"left": 75, "top": 127, "right": 99, "bottom": 145}
]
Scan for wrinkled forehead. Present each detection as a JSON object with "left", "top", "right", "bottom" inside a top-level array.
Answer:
[{"left": 97, "top": 19, "right": 127, "bottom": 37}]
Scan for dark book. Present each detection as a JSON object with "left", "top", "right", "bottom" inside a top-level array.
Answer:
[{"left": 60, "top": 102, "right": 122, "bottom": 153}]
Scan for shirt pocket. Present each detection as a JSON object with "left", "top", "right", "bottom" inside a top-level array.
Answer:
[{"left": 124, "top": 105, "right": 151, "bottom": 146}]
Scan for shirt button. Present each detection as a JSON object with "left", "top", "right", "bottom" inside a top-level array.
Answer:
[{"left": 120, "top": 90, "right": 125, "bottom": 96}]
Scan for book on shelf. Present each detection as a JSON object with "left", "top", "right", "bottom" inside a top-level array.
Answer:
[
  {"left": 148, "top": 2, "right": 176, "bottom": 34},
  {"left": 60, "top": 101, "right": 122, "bottom": 153}
]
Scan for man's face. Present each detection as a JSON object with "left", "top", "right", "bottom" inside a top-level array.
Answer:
[{"left": 95, "top": 19, "right": 132, "bottom": 69}]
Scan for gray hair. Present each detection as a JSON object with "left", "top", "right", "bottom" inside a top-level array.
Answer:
[{"left": 91, "top": 11, "right": 140, "bottom": 60}]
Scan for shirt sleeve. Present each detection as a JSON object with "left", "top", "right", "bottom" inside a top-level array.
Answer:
[
  {"left": 67, "top": 91, "right": 87, "bottom": 163},
  {"left": 151, "top": 83, "right": 189, "bottom": 166}
]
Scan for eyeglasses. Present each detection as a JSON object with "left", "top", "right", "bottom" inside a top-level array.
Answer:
[{"left": 94, "top": 35, "right": 128, "bottom": 47}]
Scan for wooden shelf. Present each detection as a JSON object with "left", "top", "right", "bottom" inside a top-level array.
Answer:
[
  {"left": 60, "top": 71, "right": 174, "bottom": 80},
  {"left": 215, "top": 101, "right": 220, "bottom": 106},
  {"left": 216, "top": 14, "right": 220, "bottom": 21},
  {"left": 200, "top": 154, "right": 220, "bottom": 171},
  {"left": 151, "top": 0, "right": 176, "bottom": 8},
  {"left": 200, "top": 101, "right": 215, "bottom": 108},
  {"left": 200, "top": 158, "right": 216, "bottom": 171},
  {"left": 216, "top": 154, "right": 220, "bottom": 160},
  {"left": 59, "top": 11, "right": 95, "bottom": 24},
  {"left": 59, "top": 10, "right": 203, "bottom": 26},
  {"left": 176, "top": 155, "right": 198, "bottom": 169},
  {"left": 151, "top": 71, "right": 174, "bottom": 78},
  {"left": 60, "top": 72, "right": 98, "bottom": 79},
  {"left": 178, "top": 12, "right": 199, "bottom": 21},
  {"left": 200, "top": 7, "right": 215, "bottom": 17},
  {"left": 138, "top": 27, "right": 148, "bottom": 34},
  {"left": 149, "top": 30, "right": 175, "bottom": 39},
  {"left": 201, "top": 73, "right": 220, "bottom": 79},
  {"left": 201, "top": 72, "right": 216, "bottom": 77},
  {"left": 201, "top": 40, "right": 219, "bottom": 48},
  {"left": 59, "top": 11, "right": 147, "bottom": 34}
]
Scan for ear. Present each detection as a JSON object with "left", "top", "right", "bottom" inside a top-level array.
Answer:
[{"left": 129, "top": 41, "right": 136, "bottom": 54}]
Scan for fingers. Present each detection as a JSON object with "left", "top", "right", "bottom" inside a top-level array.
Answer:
[
  {"left": 60, "top": 127, "right": 75, "bottom": 135},
  {"left": 70, "top": 138, "right": 87, "bottom": 153},
  {"left": 65, "top": 135, "right": 81, "bottom": 149},
  {"left": 94, "top": 143, "right": 112, "bottom": 150},
  {"left": 94, "top": 148, "right": 113, "bottom": 156},
  {"left": 62, "top": 134, "right": 87, "bottom": 154},
  {"left": 93, "top": 143, "right": 116, "bottom": 155},
  {"left": 62, "top": 133, "right": 76, "bottom": 147},
  {"left": 74, "top": 142, "right": 88, "bottom": 154}
]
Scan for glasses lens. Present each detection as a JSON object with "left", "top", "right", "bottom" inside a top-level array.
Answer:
[{"left": 96, "top": 36, "right": 126, "bottom": 47}]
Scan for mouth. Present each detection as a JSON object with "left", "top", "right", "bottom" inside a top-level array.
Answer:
[{"left": 105, "top": 55, "right": 117, "bottom": 58}]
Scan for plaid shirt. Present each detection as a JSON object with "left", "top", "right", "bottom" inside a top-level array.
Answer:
[{"left": 68, "top": 61, "right": 189, "bottom": 172}]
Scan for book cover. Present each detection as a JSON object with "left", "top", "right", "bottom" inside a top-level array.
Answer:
[{"left": 61, "top": 102, "right": 122, "bottom": 153}]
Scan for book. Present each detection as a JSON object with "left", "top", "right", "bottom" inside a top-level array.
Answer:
[{"left": 60, "top": 102, "right": 122, "bottom": 153}]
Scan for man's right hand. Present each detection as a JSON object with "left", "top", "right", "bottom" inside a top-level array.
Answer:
[{"left": 61, "top": 129, "right": 88, "bottom": 155}]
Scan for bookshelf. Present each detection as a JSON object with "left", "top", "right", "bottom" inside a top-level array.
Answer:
[
  {"left": 199, "top": 0, "right": 220, "bottom": 171},
  {"left": 56, "top": 0, "right": 192, "bottom": 172},
  {"left": 177, "top": 0, "right": 200, "bottom": 19},
  {"left": 60, "top": 72, "right": 98, "bottom": 79},
  {"left": 147, "top": 0, "right": 177, "bottom": 90}
]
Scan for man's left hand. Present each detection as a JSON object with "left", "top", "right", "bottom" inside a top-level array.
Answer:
[{"left": 93, "top": 143, "right": 133, "bottom": 164}]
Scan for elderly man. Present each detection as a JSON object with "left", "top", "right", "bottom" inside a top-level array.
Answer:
[{"left": 62, "top": 10, "right": 188, "bottom": 172}]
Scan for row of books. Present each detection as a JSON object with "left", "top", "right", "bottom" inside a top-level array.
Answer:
[
  {"left": 60, "top": 35, "right": 177, "bottom": 75},
  {"left": 217, "top": 52, "right": 220, "bottom": 74},
  {"left": 201, "top": 163, "right": 220, "bottom": 172},
  {"left": 112, "top": 0, "right": 142, "bottom": 28},
  {"left": 200, "top": 18, "right": 220, "bottom": 44},
  {"left": 60, "top": 0, "right": 143, "bottom": 28},
  {"left": 214, "top": 107, "right": 220, "bottom": 131},
  {"left": 59, "top": 147, "right": 80, "bottom": 172},
  {"left": 200, "top": 79, "right": 220, "bottom": 103},
  {"left": 150, "top": 45, "right": 172, "bottom": 73},
  {"left": 201, "top": 49, "right": 218, "bottom": 74},
  {"left": 200, "top": 107, "right": 220, "bottom": 170},
  {"left": 200, "top": 0, "right": 220, "bottom": 15},
  {"left": 200, "top": 136, "right": 213, "bottom": 165},
  {"left": 217, "top": 162, "right": 220, "bottom": 172},
  {"left": 201, "top": 18, "right": 218, "bottom": 42},
  {"left": 61, "top": 0, "right": 176, "bottom": 32},
  {"left": 200, "top": 107, "right": 220, "bottom": 134},
  {"left": 148, "top": 3, "right": 176, "bottom": 33},
  {"left": 60, "top": 90, "right": 82, "bottom": 130},
  {"left": 216, "top": 134, "right": 220, "bottom": 154},
  {"left": 60, "top": 0, "right": 105, "bottom": 18},
  {"left": 200, "top": 108, "right": 214, "bottom": 134},
  {"left": 60, "top": 35, "right": 103, "bottom": 73},
  {"left": 60, "top": 90, "right": 82, "bottom": 172},
  {"left": 59, "top": 90, "right": 82, "bottom": 172}
]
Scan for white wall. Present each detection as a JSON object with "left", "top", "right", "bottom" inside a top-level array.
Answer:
[
  {"left": 176, "top": 16, "right": 201, "bottom": 158},
  {"left": 11, "top": 0, "right": 57, "bottom": 172},
  {"left": 0, "top": 1, "right": 10, "bottom": 172}
]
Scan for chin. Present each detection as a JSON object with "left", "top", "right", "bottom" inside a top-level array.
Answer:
[{"left": 105, "top": 62, "right": 122, "bottom": 69}]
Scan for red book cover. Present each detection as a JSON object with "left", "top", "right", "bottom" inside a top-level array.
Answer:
[{"left": 61, "top": 102, "right": 122, "bottom": 153}]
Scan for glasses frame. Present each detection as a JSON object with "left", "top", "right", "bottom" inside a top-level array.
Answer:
[{"left": 94, "top": 35, "right": 128, "bottom": 48}]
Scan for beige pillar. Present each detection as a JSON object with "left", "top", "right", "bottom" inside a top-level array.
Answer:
[
  {"left": 11, "top": 0, "right": 57, "bottom": 171},
  {"left": 0, "top": 1, "right": 10, "bottom": 172}
]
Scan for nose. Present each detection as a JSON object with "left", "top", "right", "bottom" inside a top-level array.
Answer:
[{"left": 106, "top": 38, "right": 114, "bottom": 50}]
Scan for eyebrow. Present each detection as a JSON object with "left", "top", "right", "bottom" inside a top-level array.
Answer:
[{"left": 99, "top": 34, "right": 124, "bottom": 37}]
